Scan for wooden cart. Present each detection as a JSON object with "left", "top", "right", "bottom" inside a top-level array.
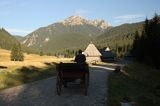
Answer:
[{"left": 56, "top": 62, "right": 89, "bottom": 95}]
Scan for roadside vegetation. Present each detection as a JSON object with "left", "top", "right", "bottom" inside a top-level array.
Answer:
[
  {"left": 108, "top": 14, "right": 160, "bottom": 106},
  {"left": 108, "top": 62, "right": 160, "bottom": 106},
  {"left": 0, "top": 48, "right": 72, "bottom": 90},
  {"left": 0, "top": 65, "right": 56, "bottom": 90}
]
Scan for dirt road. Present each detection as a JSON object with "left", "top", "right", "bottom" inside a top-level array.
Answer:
[{"left": 0, "top": 66, "right": 112, "bottom": 106}]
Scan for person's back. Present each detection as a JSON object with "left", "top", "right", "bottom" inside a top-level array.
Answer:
[
  {"left": 75, "top": 50, "right": 86, "bottom": 64},
  {"left": 75, "top": 50, "right": 88, "bottom": 84}
]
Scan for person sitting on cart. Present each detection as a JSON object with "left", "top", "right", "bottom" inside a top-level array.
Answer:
[
  {"left": 75, "top": 50, "right": 88, "bottom": 84},
  {"left": 75, "top": 49, "right": 86, "bottom": 64}
]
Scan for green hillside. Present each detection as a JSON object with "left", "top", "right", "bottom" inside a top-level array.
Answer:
[
  {"left": 34, "top": 21, "right": 144, "bottom": 56},
  {"left": 19, "top": 15, "right": 146, "bottom": 57},
  {"left": 21, "top": 21, "right": 144, "bottom": 57},
  {"left": 22, "top": 23, "right": 106, "bottom": 48},
  {"left": 14, "top": 35, "right": 24, "bottom": 41},
  {"left": 21, "top": 16, "right": 111, "bottom": 54},
  {"left": 40, "top": 32, "right": 92, "bottom": 54},
  {"left": 95, "top": 22, "right": 144, "bottom": 49},
  {"left": 0, "top": 28, "right": 19, "bottom": 50}
]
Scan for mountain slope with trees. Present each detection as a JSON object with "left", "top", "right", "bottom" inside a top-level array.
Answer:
[
  {"left": 20, "top": 15, "right": 146, "bottom": 57},
  {"left": 95, "top": 22, "right": 144, "bottom": 57},
  {"left": 96, "top": 22, "right": 143, "bottom": 48},
  {"left": 14, "top": 35, "right": 24, "bottom": 42},
  {"left": 0, "top": 28, "right": 19, "bottom": 50},
  {"left": 41, "top": 32, "right": 93, "bottom": 53},
  {"left": 21, "top": 16, "right": 111, "bottom": 54},
  {"left": 1, "top": 16, "right": 151, "bottom": 58}
]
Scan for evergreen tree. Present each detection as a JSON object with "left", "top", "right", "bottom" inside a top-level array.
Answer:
[
  {"left": 132, "top": 14, "right": 160, "bottom": 68},
  {"left": 11, "top": 43, "right": 24, "bottom": 61},
  {"left": 132, "top": 30, "right": 141, "bottom": 59},
  {"left": 39, "top": 51, "right": 44, "bottom": 56}
]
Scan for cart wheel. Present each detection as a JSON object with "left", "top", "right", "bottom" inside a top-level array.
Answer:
[
  {"left": 56, "top": 76, "right": 62, "bottom": 95},
  {"left": 84, "top": 73, "right": 89, "bottom": 96}
]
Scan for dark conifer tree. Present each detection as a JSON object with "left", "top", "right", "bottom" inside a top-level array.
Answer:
[
  {"left": 39, "top": 51, "right": 44, "bottom": 56},
  {"left": 132, "top": 14, "right": 160, "bottom": 68},
  {"left": 11, "top": 43, "right": 24, "bottom": 61}
]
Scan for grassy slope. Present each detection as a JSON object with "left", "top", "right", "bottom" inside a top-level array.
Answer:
[
  {"left": 42, "top": 32, "right": 93, "bottom": 53},
  {"left": 108, "top": 62, "right": 160, "bottom": 106},
  {"left": 95, "top": 22, "right": 143, "bottom": 48},
  {"left": 98, "top": 23, "right": 143, "bottom": 38},
  {"left": 0, "top": 28, "right": 19, "bottom": 50},
  {"left": 21, "top": 22, "right": 144, "bottom": 54},
  {"left": 0, "top": 48, "right": 72, "bottom": 90},
  {"left": 22, "top": 22, "right": 102, "bottom": 53},
  {"left": 14, "top": 35, "right": 24, "bottom": 42}
]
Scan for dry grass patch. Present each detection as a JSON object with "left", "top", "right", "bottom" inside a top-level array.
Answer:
[
  {"left": 0, "top": 48, "right": 72, "bottom": 71},
  {"left": 0, "top": 48, "right": 73, "bottom": 90}
]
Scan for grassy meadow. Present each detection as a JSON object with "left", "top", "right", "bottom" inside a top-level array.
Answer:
[
  {"left": 108, "top": 62, "right": 160, "bottom": 106},
  {"left": 0, "top": 49, "right": 72, "bottom": 90}
]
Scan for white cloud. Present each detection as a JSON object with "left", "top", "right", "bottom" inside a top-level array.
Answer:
[
  {"left": 115, "top": 14, "right": 145, "bottom": 20},
  {"left": 6, "top": 28, "right": 32, "bottom": 36},
  {"left": 74, "top": 9, "right": 88, "bottom": 16},
  {"left": 114, "top": 14, "right": 145, "bottom": 24}
]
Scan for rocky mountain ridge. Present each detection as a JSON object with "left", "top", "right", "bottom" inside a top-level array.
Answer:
[
  {"left": 21, "top": 15, "right": 111, "bottom": 49},
  {"left": 59, "top": 15, "right": 111, "bottom": 29}
]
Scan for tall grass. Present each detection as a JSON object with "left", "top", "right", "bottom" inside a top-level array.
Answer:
[
  {"left": 0, "top": 48, "right": 72, "bottom": 90},
  {"left": 0, "top": 64, "right": 56, "bottom": 90},
  {"left": 108, "top": 62, "right": 160, "bottom": 106}
]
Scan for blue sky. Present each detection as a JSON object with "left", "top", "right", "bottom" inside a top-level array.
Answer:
[{"left": 0, "top": 0, "right": 160, "bottom": 36}]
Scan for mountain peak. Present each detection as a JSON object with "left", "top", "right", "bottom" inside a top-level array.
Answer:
[
  {"left": 22, "top": 15, "right": 112, "bottom": 48},
  {"left": 59, "top": 15, "right": 111, "bottom": 29},
  {"left": 68, "top": 15, "right": 85, "bottom": 20},
  {"left": 61, "top": 15, "right": 86, "bottom": 26}
]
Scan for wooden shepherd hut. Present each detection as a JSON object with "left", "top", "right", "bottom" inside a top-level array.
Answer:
[
  {"left": 100, "top": 47, "right": 116, "bottom": 62},
  {"left": 83, "top": 43, "right": 102, "bottom": 62}
]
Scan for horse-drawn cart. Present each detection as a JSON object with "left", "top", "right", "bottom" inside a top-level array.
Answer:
[{"left": 56, "top": 62, "right": 89, "bottom": 95}]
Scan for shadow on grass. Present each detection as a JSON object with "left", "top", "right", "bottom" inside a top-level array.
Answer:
[
  {"left": 16, "top": 65, "right": 56, "bottom": 84},
  {"left": 0, "top": 66, "right": 7, "bottom": 69},
  {"left": 107, "top": 62, "right": 160, "bottom": 106},
  {"left": 0, "top": 62, "right": 57, "bottom": 105},
  {"left": 0, "top": 62, "right": 57, "bottom": 91},
  {"left": 0, "top": 64, "right": 111, "bottom": 105}
]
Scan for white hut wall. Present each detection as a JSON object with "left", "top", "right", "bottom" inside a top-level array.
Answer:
[{"left": 86, "top": 56, "right": 101, "bottom": 62}]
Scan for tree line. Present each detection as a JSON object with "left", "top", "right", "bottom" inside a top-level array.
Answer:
[{"left": 132, "top": 13, "right": 160, "bottom": 68}]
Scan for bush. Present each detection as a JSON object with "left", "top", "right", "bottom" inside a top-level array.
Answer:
[{"left": 10, "top": 43, "right": 24, "bottom": 61}]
